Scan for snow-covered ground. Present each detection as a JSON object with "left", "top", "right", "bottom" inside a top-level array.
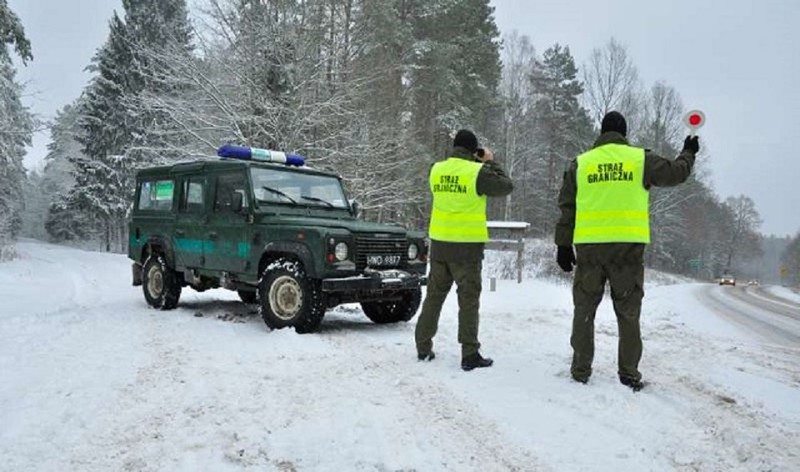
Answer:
[
  {"left": 767, "top": 285, "right": 800, "bottom": 305},
  {"left": 1, "top": 241, "right": 799, "bottom": 471}
]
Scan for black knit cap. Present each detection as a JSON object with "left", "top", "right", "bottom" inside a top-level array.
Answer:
[
  {"left": 453, "top": 129, "right": 479, "bottom": 153},
  {"left": 600, "top": 111, "right": 627, "bottom": 137}
]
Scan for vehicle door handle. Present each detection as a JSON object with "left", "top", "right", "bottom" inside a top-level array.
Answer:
[
  {"left": 209, "top": 232, "right": 218, "bottom": 240},
  {"left": 175, "top": 229, "right": 185, "bottom": 236}
]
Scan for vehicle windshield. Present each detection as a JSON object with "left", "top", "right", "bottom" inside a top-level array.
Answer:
[{"left": 250, "top": 167, "right": 349, "bottom": 209}]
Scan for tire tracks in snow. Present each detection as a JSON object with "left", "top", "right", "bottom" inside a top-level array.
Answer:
[
  {"left": 645, "top": 315, "right": 800, "bottom": 471},
  {"left": 316, "top": 314, "right": 546, "bottom": 472}
]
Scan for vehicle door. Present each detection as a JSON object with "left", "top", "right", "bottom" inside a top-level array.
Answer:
[
  {"left": 173, "top": 174, "right": 209, "bottom": 270},
  {"left": 206, "top": 171, "right": 252, "bottom": 274},
  {"left": 131, "top": 177, "right": 177, "bottom": 257}
]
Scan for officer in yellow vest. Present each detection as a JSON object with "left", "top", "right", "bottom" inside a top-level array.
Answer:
[
  {"left": 555, "top": 111, "right": 698, "bottom": 391},
  {"left": 416, "top": 129, "right": 513, "bottom": 371}
]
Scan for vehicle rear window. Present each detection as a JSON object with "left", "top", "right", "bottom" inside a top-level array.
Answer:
[{"left": 138, "top": 179, "right": 175, "bottom": 211}]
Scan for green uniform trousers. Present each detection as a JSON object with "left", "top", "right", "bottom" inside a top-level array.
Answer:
[
  {"left": 571, "top": 262, "right": 644, "bottom": 381},
  {"left": 415, "top": 259, "right": 482, "bottom": 358}
]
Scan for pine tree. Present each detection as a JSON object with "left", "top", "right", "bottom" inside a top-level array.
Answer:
[
  {"left": 529, "top": 44, "right": 593, "bottom": 235},
  {"left": 0, "top": 3, "right": 34, "bottom": 251},
  {"left": 410, "top": 0, "right": 501, "bottom": 156},
  {"left": 42, "top": 101, "right": 87, "bottom": 242},
  {"left": 0, "top": 0, "right": 32, "bottom": 63},
  {"left": 65, "top": 0, "right": 193, "bottom": 251}
]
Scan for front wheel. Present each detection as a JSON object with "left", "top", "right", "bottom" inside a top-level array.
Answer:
[
  {"left": 142, "top": 255, "right": 182, "bottom": 310},
  {"left": 361, "top": 289, "right": 422, "bottom": 324},
  {"left": 258, "top": 259, "right": 325, "bottom": 333}
]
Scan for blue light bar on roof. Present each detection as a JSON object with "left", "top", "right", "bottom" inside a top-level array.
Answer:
[{"left": 217, "top": 144, "right": 305, "bottom": 166}]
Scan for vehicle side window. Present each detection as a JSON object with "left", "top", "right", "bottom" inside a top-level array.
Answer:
[
  {"left": 138, "top": 179, "right": 175, "bottom": 211},
  {"left": 179, "top": 177, "right": 205, "bottom": 213},
  {"left": 214, "top": 172, "right": 248, "bottom": 212}
]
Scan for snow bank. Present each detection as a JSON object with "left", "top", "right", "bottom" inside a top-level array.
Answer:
[
  {"left": 484, "top": 238, "right": 696, "bottom": 287},
  {"left": 766, "top": 285, "right": 800, "bottom": 304}
]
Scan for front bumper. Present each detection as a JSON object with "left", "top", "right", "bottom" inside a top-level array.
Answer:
[{"left": 321, "top": 268, "right": 427, "bottom": 292}]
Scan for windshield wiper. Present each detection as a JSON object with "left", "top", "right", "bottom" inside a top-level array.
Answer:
[
  {"left": 300, "top": 195, "right": 334, "bottom": 208},
  {"left": 259, "top": 186, "right": 297, "bottom": 204}
]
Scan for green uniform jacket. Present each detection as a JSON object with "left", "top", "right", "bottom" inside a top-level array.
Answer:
[
  {"left": 429, "top": 147, "right": 514, "bottom": 262},
  {"left": 555, "top": 132, "right": 696, "bottom": 264}
]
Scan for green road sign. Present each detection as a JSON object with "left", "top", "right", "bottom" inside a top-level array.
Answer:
[{"left": 688, "top": 259, "right": 702, "bottom": 269}]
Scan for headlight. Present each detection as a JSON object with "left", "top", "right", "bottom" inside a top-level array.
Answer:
[
  {"left": 334, "top": 242, "right": 349, "bottom": 261},
  {"left": 407, "top": 243, "right": 419, "bottom": 260}
]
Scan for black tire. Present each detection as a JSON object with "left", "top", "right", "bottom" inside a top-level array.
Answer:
[
  {"left": 238, "top": 289, "right": 258, "bottom": 304},
  {"left": 361, "top": 288, "right": 422, "bottom": 324},
  {"left": 258, "top": 258, "right": 325, "bottom": 333},
  {"left": 142, "top": 255, "right": 182, "bottom": 310}
]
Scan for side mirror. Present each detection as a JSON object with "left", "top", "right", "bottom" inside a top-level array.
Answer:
[
  {"left": 231, "top": 191, "right": 244, "bottom": 212},
  {"left": 350, "top": 200, "right": 360, "bottom": 218}
]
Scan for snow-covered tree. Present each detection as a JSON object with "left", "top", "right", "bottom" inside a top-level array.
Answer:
[
  {"left": 497, "top": 31, "right": 537, "bottom": 222},
  {"left": 40, "top": 100, "right": 86, "bottom": 242},
  {"left": 59, "top": 0, "right": 193, "bottom": 251},
  {"left": 0, "top": 1, "right": 34, "bottom": 256},
  {"left": 722, "top": 195, "right": 763, "bottom": 270},
  {"left": 582, "top": 38, "right": 642, "bottom": 136},
  {"left": 0, "top": 0, "right": 31, "bottom": 63}
]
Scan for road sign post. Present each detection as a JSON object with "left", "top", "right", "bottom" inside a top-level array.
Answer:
[{"left": 780, "top": 265, "right": 789, "bottom": 285}]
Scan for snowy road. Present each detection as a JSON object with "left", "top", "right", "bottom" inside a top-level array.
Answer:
[
  {"left": 696, "top": 284, "right": 800, "bottom": 347},
  {"left": 2, "top": 241, "right": 800, "bottom": 471}
]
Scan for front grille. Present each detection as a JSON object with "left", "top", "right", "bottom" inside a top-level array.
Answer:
[{"left": 354, "top": 233, "right": 407, "bottom": 271}]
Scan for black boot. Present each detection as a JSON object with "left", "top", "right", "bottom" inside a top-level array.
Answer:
[
  {"left": 418, "top": 351, "right": 435, "bottom": 362},
  {"left": 461, "top": 352, "right": 493, "bottom": 371},
  {"left": 619, "top": 376, "right": 645, "bottom": 392}
]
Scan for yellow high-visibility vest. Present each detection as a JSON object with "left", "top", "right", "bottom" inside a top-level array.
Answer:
[
  {"left": 428, "top": 158, "right": 488, "bottom": 242},
  {"left": 574, "top": 143, "right": 650, "bottom": 244}
]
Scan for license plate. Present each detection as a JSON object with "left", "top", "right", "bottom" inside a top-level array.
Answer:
[{"left": 367, "top": 254, "right": 401, "bottom": 267}]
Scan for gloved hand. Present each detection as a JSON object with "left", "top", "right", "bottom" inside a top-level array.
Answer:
[
  {"left": 683, "top": 136, "right": 700, "bottom": 154},
  {"left": 557, "top": 246, "right": 575, "bottom": 272}
]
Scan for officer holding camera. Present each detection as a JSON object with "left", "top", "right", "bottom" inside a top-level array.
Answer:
[{"left": 416, "top": 129, "right": 513, "bottom": 371}]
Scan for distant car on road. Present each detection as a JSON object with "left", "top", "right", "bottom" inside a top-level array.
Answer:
[
  {"left": 719, "top": 274, "right": 736, "bottom": 286},
  {"left": 747, "top": 279, "right": 759, "bottom": 286}
]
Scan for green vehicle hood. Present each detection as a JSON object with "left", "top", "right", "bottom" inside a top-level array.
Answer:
[{"left": 255, "top": 215, "right": 410, "bottom": 235}]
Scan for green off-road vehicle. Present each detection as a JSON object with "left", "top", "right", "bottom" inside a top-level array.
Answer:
[{"left": 128, "top": 151, "right": 427, "bottom": 333}]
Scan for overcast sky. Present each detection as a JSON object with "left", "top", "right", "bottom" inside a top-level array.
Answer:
[{"left": 10, "top": 0, "right": 800, "bottom": 236}]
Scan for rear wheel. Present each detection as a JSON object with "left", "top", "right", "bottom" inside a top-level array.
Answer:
[
  {"left": 142, "top": 255, "right": 182, "bottom": 310},
  {"left": 258, "top": 258, "right": 325, "bottom": 333},
  {"left": 361, "top": 289, "right": 422, "bottom": 324}
]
